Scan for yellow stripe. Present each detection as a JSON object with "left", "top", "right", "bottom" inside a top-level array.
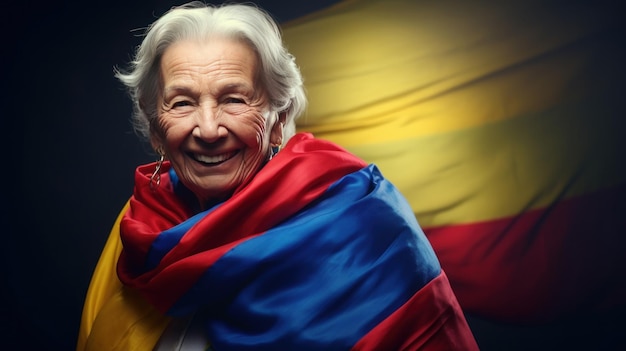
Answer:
[
  {"left": 78, "top": 201, "right": 169, "bottom": 351},
  {"left": 286, "top": 0, "right": 617, "bottom": 145},
  {"left": 345, "top": 98, "right": 625, "bottom": 227},
  {"left": 298, "top": 50, "right": 587, "bottom": 146}
]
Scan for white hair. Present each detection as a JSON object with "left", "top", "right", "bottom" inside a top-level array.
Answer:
[{"left": 115, "top": 1, "right": 306, "bottom": 144}]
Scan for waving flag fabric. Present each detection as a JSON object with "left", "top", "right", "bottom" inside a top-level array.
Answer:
[
  {"left": 79, "top": 133, "right": 477, "bottom": 350},
  {"left": 284, "top": 0, "right": 626, "bottom": 322}
]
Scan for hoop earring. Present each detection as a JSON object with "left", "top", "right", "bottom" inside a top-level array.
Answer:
[{"left": 150, "top": 148, "right": 165, "bottom": 191}]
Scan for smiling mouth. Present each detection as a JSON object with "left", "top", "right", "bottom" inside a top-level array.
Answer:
[{"left": 190, "top": 151, "right": 238, "bottom": 165}]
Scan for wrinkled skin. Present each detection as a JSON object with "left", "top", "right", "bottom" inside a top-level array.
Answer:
[{"left": 154, "top": 37, "right": 284, "bottom": 208}]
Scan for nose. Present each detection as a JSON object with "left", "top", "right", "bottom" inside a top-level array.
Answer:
[{"left": 193, "top": 104, "right": 228, "bottom": 142}]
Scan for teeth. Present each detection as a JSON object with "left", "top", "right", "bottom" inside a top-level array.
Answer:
[{"left": 193, "top": 151, "right": 235, "bottom": 164}]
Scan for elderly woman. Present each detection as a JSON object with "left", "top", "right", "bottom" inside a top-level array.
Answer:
[{"left": 77, "top": 2, "right": 478, "bottom": 350}]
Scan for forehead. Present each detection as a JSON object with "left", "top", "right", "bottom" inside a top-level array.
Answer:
[{"left": 160, "top": 37, "right": 259, "bottom": 83}]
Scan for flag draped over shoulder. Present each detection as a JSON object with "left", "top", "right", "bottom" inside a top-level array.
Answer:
[
  {"left": 116, "top": 133, "right": 478, "bottom": 350},
  {"left": 284, "top": 0, "right": 626, "bottom": 322}
]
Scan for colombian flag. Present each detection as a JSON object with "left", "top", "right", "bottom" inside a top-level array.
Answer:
[
  {"left": 111, "top": 134, "right": 478, "bottom": 350},
  {"left": 285, "top": 0, "right": 626, "bottom": 322}
]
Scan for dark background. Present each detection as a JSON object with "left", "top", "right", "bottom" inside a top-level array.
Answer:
[{"left": 3, "top": 1, "right": 625, "bottom": 350}]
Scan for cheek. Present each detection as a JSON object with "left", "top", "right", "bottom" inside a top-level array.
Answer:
[
  {"left": 227, "top": 108, "right": 270, "bottom": 145},
  {"left": 158, "top": 116, "right": 193, "bottom": 148}
]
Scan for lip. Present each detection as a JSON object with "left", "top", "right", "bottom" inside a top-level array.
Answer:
[{"left": 188, "top": 150, "right": 239, "bottom": 166}]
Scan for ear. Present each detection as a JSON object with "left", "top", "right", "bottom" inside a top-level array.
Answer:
[
  {"left": 270, "top": 111, "right": 287, "bottom": 146},
  {"left": 150, "top": 134, "right": 164, "bottom": 156}
]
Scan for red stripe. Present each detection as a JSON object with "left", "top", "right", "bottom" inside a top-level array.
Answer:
[
  {"left": 425, "top": 183, "right": 626, "bottom": 322},
  {"left": 352, "top": 272, "right": 479, "bottom": 351},
  {"left": 118, "top": 133, "right": 367, "bottom": 312}
]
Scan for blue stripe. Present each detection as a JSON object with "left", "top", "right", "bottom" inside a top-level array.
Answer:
[
  {"left": 145, "top": 211, "right": 207, "bottom": 270},
  {"left": 145, "top": 168, "right": 222, "bottom": 270},
  {"left": 170, "top": 165, "right": 441, "bottom": 350}
]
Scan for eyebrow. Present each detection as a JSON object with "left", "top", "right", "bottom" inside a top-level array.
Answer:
[
  {"left": 163, "top": 85, "right": 195, "bottom": 99},
  {"left": 222, "top": 82, "right": 253, "bottom": 93},
  {"left": 163, "top": 82, "right": 253, "bottom": 97}
]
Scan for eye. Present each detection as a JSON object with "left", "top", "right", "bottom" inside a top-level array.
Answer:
[
  {"left": 172, "top": 100, "right": 192, "bottom": 108},
  {"left": 224, "top": 97, "right": 246, "bottom": 104},
  {"left": 162, "top": 98, "right": 194, "bottom": 115}
]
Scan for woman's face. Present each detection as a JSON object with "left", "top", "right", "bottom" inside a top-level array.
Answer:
[{"left": 155, "top": 37, "right": 282, "bottom": 204}]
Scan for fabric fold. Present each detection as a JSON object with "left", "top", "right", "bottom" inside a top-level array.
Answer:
[{"left": 114, "top": 132, "right": 477, "bottom": 350}]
